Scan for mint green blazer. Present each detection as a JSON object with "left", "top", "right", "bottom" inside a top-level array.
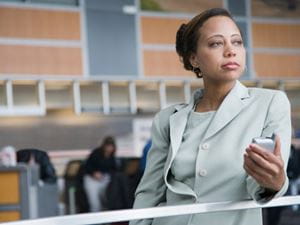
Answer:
[{"left": 130, "top": 81, "right": 291, "bottom": 225}]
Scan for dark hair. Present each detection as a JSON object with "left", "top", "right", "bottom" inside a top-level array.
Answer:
[
  {"left": 101, "top": 136, "right": 116, "bottom": 148},
  {"left": 95, "top": 136, "right": 116, "bottom": 157},
  {"left": 176, "top": 8, "right": 240, "bottom": 78}
]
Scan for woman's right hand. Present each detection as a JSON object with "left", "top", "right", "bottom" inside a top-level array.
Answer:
[{"left": 243, "top": 135, "right": 285, "bottom": 192}]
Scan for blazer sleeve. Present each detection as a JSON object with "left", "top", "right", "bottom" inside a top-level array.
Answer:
[
  {"left": 129, "top": 107, "right": 174, "bottom": 225},
  {"left": 246, "top": 91, "right": 292, "bottom": 203}
]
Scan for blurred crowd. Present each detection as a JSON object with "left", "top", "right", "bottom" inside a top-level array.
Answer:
[{"left": 1, "top": 137, "right": 300, "bottom": 225}]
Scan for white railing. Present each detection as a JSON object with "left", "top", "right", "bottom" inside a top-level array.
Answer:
[
  {"left": 2, "top": 196, "right": 300, "bottom": 225},
  {"left": 1, "top": 77, "right": 300, "bottom": 116}
]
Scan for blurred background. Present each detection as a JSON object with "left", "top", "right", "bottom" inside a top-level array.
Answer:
[{"left": 0, "top": 0, "right": 299, "bottom": 224}]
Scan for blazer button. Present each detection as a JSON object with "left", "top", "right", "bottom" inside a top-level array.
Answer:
[
  {"left": 201, "top": 143, "right": 209, "bottom": 150},
  {"left": 198, "top": 169, "right": 207, "bottom": 177}
]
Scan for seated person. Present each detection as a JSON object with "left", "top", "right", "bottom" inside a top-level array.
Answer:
[{"left": 83, "top": 136, "right": 118, "bottom": 212}]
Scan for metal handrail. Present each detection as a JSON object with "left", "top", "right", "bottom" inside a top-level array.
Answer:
[{"left": 2, "top": 196, "right": 300, "bottom": 225}]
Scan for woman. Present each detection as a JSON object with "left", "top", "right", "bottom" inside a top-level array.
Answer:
[
  {"left": 83, "top": 136, "right": 117, "bottom": 212},
  {"left": 130, "top": 8, "right": 291, "bottom": 225}
]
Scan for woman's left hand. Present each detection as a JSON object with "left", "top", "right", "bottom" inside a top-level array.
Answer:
[{"left": 243, "top": 135, "right": 285, "bottom": 192}]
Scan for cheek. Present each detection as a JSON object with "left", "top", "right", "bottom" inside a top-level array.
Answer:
[
  {"left": 198, "top": 52, "right": 220, "bottom": 71},
  {"left": 239, "top": 48, "right": 246, "bottom": 65}
]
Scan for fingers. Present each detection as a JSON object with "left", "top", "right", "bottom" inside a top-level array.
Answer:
[
  {"left": 273, "top": 134, "right": 282, "bottom": 157},
  {"left": 244, "top": 159, "right": 284, "bottom": 191},
  {"left": 243, "top": 153, "right": 285, "bottom": 191},
  {"left": 243, "top": 162, "right": 267, "bottom": 186},
  {"left": 246, "top": 145, "right": 284, "bottom": 175},
  {"left": 243, "top": 134, "right": 285, "bottom": 191},
  {"left": 245, "top": 148, "right": 275, "bottom": 175},
  {"left": 243, "top": 153, "right": 272, "bottom": 178},
  {"left": 247, "top": 144, "right": 283, "bottom": 168}
]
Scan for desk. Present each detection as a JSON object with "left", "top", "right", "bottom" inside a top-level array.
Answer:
[
  {"left": 0, "top": 164, "right": 58, "bottom": 222},
  {"left": 0, "top": 165, "right": 30, "bottom": 222}
]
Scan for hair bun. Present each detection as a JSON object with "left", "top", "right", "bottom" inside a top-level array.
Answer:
[{"left": 176, "top": 23, "right": 187, "bottom": 57}]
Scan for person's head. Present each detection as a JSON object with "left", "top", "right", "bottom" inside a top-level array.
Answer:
[
  {"left": 101, "top": 136, "right": 116, "bottom": 157},
  {"left": 176, "top": 8, "right": 245, "bottom": 82}
]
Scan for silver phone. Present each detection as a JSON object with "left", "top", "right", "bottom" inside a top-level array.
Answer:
[{"left": 252, "top": 133, "right": 276, "bottom": 153}]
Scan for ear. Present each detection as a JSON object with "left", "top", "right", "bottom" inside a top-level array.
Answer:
[{"left": 189, "top": 53, "right": 199, "bottom": 68}]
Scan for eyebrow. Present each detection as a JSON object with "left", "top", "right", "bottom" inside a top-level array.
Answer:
[{"left": 206, "top": 34, "right": 241, "bottom": 40}]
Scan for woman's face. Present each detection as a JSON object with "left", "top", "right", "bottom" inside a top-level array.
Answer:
[
  {"left": 190, "top": 16, "right": 246, "bottom": 83},
  {"left": 104, "top": 144, "right": 115, "bottom": 157}
]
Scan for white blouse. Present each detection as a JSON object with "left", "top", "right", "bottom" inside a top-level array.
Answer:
[{"left": 171, "top": 110, "right": 216, "bottom": 190}]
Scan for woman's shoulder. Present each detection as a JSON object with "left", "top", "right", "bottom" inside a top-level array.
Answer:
[
  {"left": 155, "top": 103, "right": 187, "bottom": 119},
  {"left": 248, "top": 86, "right": 281, "bottom": 94},
  {"left": 151, "top": 103, "right": 188, "bottom": 130},
  {"left": 247, "top": 87, "right": 290, "bottom": 107},
  {"left": 248, "top": 87, "right": 288, "bottom": 99}
]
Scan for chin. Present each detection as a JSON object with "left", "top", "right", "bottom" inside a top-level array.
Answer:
[
  {"left": 205, "top": 71, "right": 242, "bottom": 83},
  {"left": 222, "top": 71, "right": 242, "bottom": 80}
]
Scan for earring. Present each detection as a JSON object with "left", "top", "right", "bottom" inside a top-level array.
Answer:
[
  {"left": 193, "top": 66, "right": 202, "bottom": 78},
  {"left": 192, "top": 66, "right": 196, "bottom": 72}
]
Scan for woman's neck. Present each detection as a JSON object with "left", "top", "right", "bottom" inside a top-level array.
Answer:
[{"left": 195, "top": 80, "right": 236, "bottom": 112}]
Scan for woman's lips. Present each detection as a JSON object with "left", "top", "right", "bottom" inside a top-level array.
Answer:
[{"left": 222, "top": 62, "right": 240, "bottom": 70}]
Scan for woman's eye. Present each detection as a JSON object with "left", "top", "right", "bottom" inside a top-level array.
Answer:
[
  {"left": 209, "top": 41, "right": 223, "bottom": 48},
  {"left": 232, "top": 40, "right": 243, "bottom": 46}
]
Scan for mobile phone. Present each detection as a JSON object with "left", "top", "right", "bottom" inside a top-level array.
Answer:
[{"left": 251, "top": 133, "right": 276, "bottom": 153}]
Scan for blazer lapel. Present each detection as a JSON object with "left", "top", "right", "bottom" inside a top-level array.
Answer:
[
  {"left": 203, "top": 80, "right": 250, "bottom": 140},
  {"left": 169, "top": 103, "right": 194, "bottom": 160},
  {"left": 167, "top": 101, "right": 197, "bottom": 198}
]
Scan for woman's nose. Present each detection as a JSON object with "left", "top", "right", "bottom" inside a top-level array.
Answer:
[{"left": 224, "top": 46, "right": 236, "bottom": 57}]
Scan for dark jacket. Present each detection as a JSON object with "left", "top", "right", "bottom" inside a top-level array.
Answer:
[
  {"left": 84, "top": 147, "right": 117, "bottom": 175},
  {"left": 287, "top": 145, "right": 300, "bottom": 180},
  {"left": 17, "top": 149, "right": 57, "bottom": 183},
  {"left": 104, "top": 172, "right": 131, "bottom": 210}
]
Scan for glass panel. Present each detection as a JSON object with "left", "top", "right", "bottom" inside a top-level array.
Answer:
[
  {"left": 30, "top": 0, "right": 79, "bottom": 6},
  {"left": 0, "top": 0, "right": 23, "bottom": 2},
  {"left": 0, "top": 82, "right": 6, "bottom": 106},
  {"left": 86, "top": 0, "right": 138, "bottom": 76},
  {"left": 109, "top": 81, "right": 131, "bottom": 113},
  {"left": 136, "top": 81, "right": 160, "bottom": 113},
  {"left": 235, "top": 20, "right": 250, "bottom": 79},
  {"left": 252, "top": 0, "right": 300, "bottom": 18},
  {"left": 259, "top": 80, "right": 279, "bottom": 89},
  {"left": 285, "top": 81, "right": 300, "bottom": 135},
  {"left": 228, "top": 0, "right": 246, "bottom": 16},
  {"left": 45, "top": 81, "right": 73, "bottom": 110},
  {"left": 80, "top": 82, "right": 103, "bottom": 113},
  {"left": 0, "top": 0, "right": 79, "bottom": 5},
  {"left": 14, "top": 83, "right": 39, "bottom": 106},
  {"left": 140, "top": 0, "right": 223, "bottom": 13},
  {"left": 165, "top": 81, "right": 185, "bottom": 107},
  {"left": 236, "top": 20, "right": 248, "bottom": 47}
]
